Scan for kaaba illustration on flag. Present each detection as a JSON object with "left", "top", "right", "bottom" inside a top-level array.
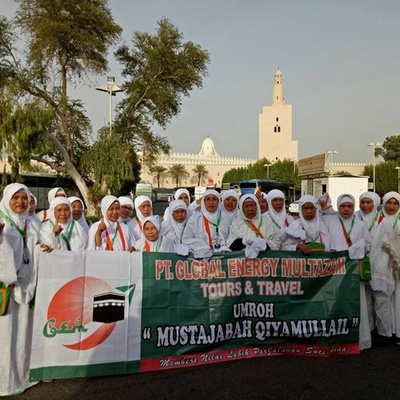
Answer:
[{"left": 92, "top": 292, "right": 126, "bottom": 323}]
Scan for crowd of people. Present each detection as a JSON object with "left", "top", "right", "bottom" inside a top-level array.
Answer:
[{"left": 1, "top": 182, "right": 400, "bottom": 395}]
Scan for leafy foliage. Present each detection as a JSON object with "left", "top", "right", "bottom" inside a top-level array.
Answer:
[
  {"left": 222, "top": 158, "right": 300, "bottom": 188},
  {"left": 362, "top": 161, "right": 400, "bottom": 195},
  {"left": 192, "top": 164, "right": 208, "bottom": 186},
  {"left": 114, "top": 18, "right": 210, "bottom": 169},
  {"left": 375, "top": 136, "right": 400, "bottom": 162},
  {"left": 168, "top": 164, "right": 188, "bottom": 187}
]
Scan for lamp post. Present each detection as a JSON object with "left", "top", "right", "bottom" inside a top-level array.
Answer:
[
  {"left": 264, "top": 163, "right": 271, "bottom": 179},
  {"left": 396, "top": 167, "right": 400, "bottom": 193},
  {"left": 96, "top": 76, "right": 123, "bottom": 134},
  {"left": 367, "top": 142, "right": 382, "bottom": 192}
]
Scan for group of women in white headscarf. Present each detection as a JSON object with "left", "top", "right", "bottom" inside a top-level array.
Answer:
[{"left": 2, "top": 182, "right": 400, "bottom": 395}]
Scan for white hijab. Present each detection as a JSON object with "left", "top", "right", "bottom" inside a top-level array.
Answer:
[
  {"left": 200, "top": 189, "right": 221, "bottom": 225},
  {"left": 68, "top": 196, "right": 90, "bottom": 233},
  {"left": 221, "top": 189, "right": 240, "bottom": 224},
  {"left": 298, "top": 195, "right": 321, "bottom": 241},
  {"left": 357, "top": 192, "right": 381, "bottom": 229},
  {"left": 47, "top": 187, "right": 66, "bottom": 204},
  {"left": 382, "top": 191, "right": 400, "bottom": 227},
  {"left": 0, "top": 183, "right": 30, "bottom": 229},
  {"left": 266, "top": 189, "right": 288, "bottom": 229},
  {"left": 118, "top": 196, "right": 134, "bottom": 223},
  {"left": 134, "top": 195, "right": 152, "bottom": 224},
  {"left": 101, "top": 195, "right": 120, "bottom": 229},
  {"left": 238, "top": 194, "right": 262, "bottom": 226},
  {"left": 337, "top": 193, "right": 356, "bottom": 230},
  {"left": 163, "top": 199, "right": 188, "bottom": 243}
]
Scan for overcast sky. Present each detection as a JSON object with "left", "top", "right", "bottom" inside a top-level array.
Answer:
[{"left": 3, "top": 0, "right": 400, "bottom": 164}]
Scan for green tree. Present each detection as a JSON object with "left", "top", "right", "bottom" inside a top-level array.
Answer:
[
  {"left": 114, "top": 18, "right": 210, "bottom": 169},
  {"left": 362, "top": 161, "right": 399, "bottom": 195},
  {"left": 376, "top": 136, "right": 400, "bottom": 162},
  {"left": 168, "top": 164, "right": 188, "bottom": 187},
  {"left": 0, "top": 1, "right": 122, "bottom": 214},
  {"left": 152, "top": 165, "right": 167, "bottom": 188},
  {"left": 192, "top": 164, "right": 208, "bottom": 186},
  {"left": 1, "top": 8, "right": 209, "bottom": 214}
]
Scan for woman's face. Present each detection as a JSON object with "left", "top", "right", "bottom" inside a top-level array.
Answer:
[
  {"left": 178, "top": 193, "right": 190, "bottom": 206},
  {"left": 9, "top": 190, "right": 29, "bottom": 214},
  {"left": 28, "top": 197, "right": 36, "bottom": 216},
  {"left": 71, "top": 200, "right": 83, "bottom": 220},
  {"left": 138, "top": 201, "right": 152, "bottom": 217},
  {"left": 301, "top": 202, "right": 317, "bottom": 221},
  {"left": 120, "top": 204, "right": 133, "bottom": 219},
  {"left": 360, "top": 198, "right": 375, "bottom": 215},
  {"left": 224, "top": 196, "right": 238, "bottom": 212},
  {"left": 339, "top": 202, "right": 355, "bottom": 219},
  {"left": 271, "top": 197, "right": 284, "bottom": 212},
  {"left": 106, "top": 202, "right": 120, "bottom": 222},
  {"left": 204, "top": 195, "right": 219, "bottom": 212},
  {"left": 258, "top": 197, "right": 268, "bottom": 213},
  {"left": 172, "top": 208, "right": 187, "bottom": 223},
  {"left": 144, "top": 221, "right": 159, "bottom": 241},
  {"left": 384, "top": 198, "right": 400, "bottom": 216},
  {"left": 54, "top": 204, "right": 70, "bottom": 223},
  {"left": 242, "top": 200, "right": 257, "bottom": 219}
]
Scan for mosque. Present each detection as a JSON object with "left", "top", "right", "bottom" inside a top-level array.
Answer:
[
  {"left": 139, "top": 67, "right": 366, "bottom": 189},
  {"left": 140, "top": 68, "right": 301, "bottom": 189}
]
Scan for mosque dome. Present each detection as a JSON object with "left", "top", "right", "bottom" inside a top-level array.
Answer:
[
  {"left": 199, "top": 136, "right": 219, "bottom": 157},
  {"left": 275, "top": 68, "right": 282, "bottom": 76}
]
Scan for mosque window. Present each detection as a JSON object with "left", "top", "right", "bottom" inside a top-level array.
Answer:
[
  {"left": 274, "top": 126, "right": 277, "bottom": 133},
  {"left": 276, "top": 117, "right": 279, "bottom": 122},
  {"left": 278, "top": 126, "right": 281, "bottom": 133}
]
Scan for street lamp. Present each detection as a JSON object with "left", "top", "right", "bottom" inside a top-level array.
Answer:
[
  {"left": 367, "top": 142, "right": 382, "bottom": 192},
  {"left": 264, "top": 163, "right": 271, "bottom": 179},
  {"left": 96, "top": 76, "right": 123, "bottom": 134},
  {"left": 395, "top": 167, "right": 400, "bottom": 193},
  {"left": 326, "top": 150, "right": 338, "bottom": 174}
]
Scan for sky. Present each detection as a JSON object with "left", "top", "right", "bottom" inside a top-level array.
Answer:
[{"left": 2, "top": 0, "right": 400, "bottom": 164}]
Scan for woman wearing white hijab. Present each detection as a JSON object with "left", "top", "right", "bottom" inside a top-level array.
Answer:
[
  {"left": 118, "top": 196, "right": 134, "bottom": 224},
  {"left": 356, "top": 192, "right": 394, "bottom": 345},
  {"left": 227, "top": 194, "right": 281, "bottom": 257},
  {"left": 183, "top": 189, "right": 230, "bottom": 258},
  {"left": 323, "top": 193, "right": 372, "bottom": 350},
  {"left": 68, "top": 196, "right": 91, "bottom": 234},
  {"left": 282, "top": 195, "right": 331, "bottom": 254},
  {"left": 28, "top": 192, "right": 41, "bottom": 230},
  {"left": 266, "top": 189, "right": 293, "bottom": 240},
  {"left": 379, "top": 191, "right": 400, "bottom": 344},
  {"left": 161, "top": 200, "right": 190, "bottom": 254},
  {"left": 163, "top": 188, "right": 195, "bottom": 221},
  {"left": 39, "top": 197, "right": 88, "bottom": 252},
  {"left": 88, "top": 195, "right": 135, "bottom": 251},
  {"left": 127, "top": 195, "right": 153, "bottom": 241},
  {"left": 0, "top": 183, "right": 39, "bottom": 396},
  {"left": 37, "top": 187, "right": 67, "bottom": 222},
  {"left": 135, "top": 216, "right": 174, "bottom": 253},
  {"left": 220, "top": 189, "right": 240, "bottom": 229}
]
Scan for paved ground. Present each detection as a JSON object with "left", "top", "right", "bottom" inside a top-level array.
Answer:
[{"left": 13, "top": 342, "right": 400, "bottom": 400}]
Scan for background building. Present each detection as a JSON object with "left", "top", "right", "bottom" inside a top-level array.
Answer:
[
  {"left": 259, "top": 68, "right": 298, "bottom": 161},
  {"left": 139, "top": 137, "right": 257, "bottom": 189}
]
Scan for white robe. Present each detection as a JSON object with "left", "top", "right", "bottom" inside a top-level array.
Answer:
[
  {"left": 323, "top": 213, "right": 372, "bottom": 350},
  {"left": 227, "top": 215, "right": 281, "bottom": 251},
  {"left": 88, "top": 221, "right": 135, "bottom": 251},
  {"left": 39, "top": 219, "right": 88, "bottom": 251},
  {"left": 135, "top": 235, "right": 175, "bottom": 253},
  {"left": 0, "top": 184, "right": 39, "bottom": 395}
]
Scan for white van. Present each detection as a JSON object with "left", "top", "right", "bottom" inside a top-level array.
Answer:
[{"left": 135, "top": 183, "right": 154, "bottom": 201}]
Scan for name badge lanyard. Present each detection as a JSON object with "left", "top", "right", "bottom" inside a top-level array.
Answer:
[
  {"left": 339, "top": 216, "right": 355, "bottom": 248},
  {"left": 0, "top": 210, "right": 29, "bottom": 264},
  {"left": 136, "top": 217, "right": 143, "bottom": 232},
  {"left": 245, "top": 220, "right": 264, "bottom": 238},
  {"left": 105, "top": 223, "right": 126, "bottom": 251},
  {"left": 145, "top": 236, "right": 163, "bottom": 252},
  {"left": 179, "top": 222, "right": 187, "bottom": 244},
  {"left": 270, "top": 217, "right": 289, "bottom": 230},
  {"left": 50, "top": 220, "right": 75, "bottom": 251},
  {"left": 203, "top": 213, "right": 221, "bottom": 249}
]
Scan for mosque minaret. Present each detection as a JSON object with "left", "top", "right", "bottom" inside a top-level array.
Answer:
[{"left": 258, "top": 68, "right": 298, "bottom": 161}]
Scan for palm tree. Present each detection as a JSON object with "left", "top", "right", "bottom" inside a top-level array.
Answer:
[
  {"left": 152, "top": 165, "right": 167, "bottom": 188},
  {"left": 168, "top": 164, "right": 188, "bottom": 187},
  {"left": 192, "top": 164, "right": 208, "bottom": 186}
]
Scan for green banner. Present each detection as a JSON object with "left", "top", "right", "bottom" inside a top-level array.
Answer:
[{"left": 140, "top": 250, "right": 360, "bottom": 371}]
